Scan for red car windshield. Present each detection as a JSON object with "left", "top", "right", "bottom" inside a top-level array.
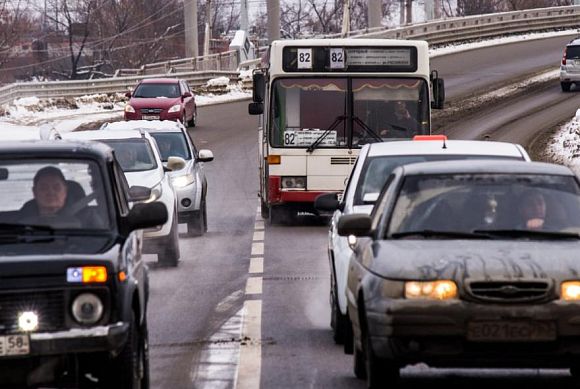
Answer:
[{"left": 133, "top": 83, "right": 180, "bottom": 98}]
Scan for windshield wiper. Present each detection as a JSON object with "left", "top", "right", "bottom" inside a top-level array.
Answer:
[
  {"left": 306, "top": 115, "right": 346, "bottom": 153},
  {"left": 0, "top": 223, "right": 55, "bottom": 235},
  {"left": 352, "top": 116, "right": 382, "bottom": 143},
  {"left": 473, "top": 229, "right": 580, "bottom": 240},
  {"left": 390, "top": 230, "right": 492, "bottom": 239}
]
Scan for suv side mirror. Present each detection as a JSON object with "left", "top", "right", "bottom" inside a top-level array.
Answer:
[
  {"left": 252, "top": 72, "right": 265, "bottom": 103},
  {"left": 249, "top": 102, "right": 264, "bottom": 115},
  {"left": 125, "top": 202, "right": 168, "bottom": 232},
  {"left": 337, "top": 214, "right": 372, "bottom": 237},
  {"left": 314, "top": 192, "right": 342, "bottom": 212},
  {"left": 198, "top": 149, "right": 214, "bottom": 162},
  {"left": 167, "top": 156, "right": 187, "bottom": 171},
  {"left": 182, "top": 91, "right": 192, "bottom": 98},
  {"left": 128, "top": 185, "right": 151, "bottom": 202},
  {"left": 431, "top": 71, "right": 445, "bottom": 110}
]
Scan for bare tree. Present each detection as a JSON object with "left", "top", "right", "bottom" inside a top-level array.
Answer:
[
  {"left": 0, "top": 0, "right": 32, "bottom": 70},
  {"left": 307, "top": 0, "right": 341, "bottom": 34}
]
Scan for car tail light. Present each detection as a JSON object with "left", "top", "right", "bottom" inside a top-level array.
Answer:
[
  {"left": 268, "top": 176, "right": 281, "bottom": 203},
  {"left": 563, "top": 48, "right": 567, "bottom": 66},
  {"left": 413, "top": 135, "right": 448, "bottom": 141}
]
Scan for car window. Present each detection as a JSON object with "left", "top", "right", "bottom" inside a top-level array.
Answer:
[
  {"left": 150, "top": 132, "right": 191, "bottom": 161},
  {"left": 0, "top": 160, "right": 111, "bottom": 230},
  {"left": 113, "top": 160, "right": 130, "bottom": 216},
  {"left": 101, "top": 139, "right": 158, "bottom": 172},
  {"left": 133, "top": 83, "right": 180, "bottom": 98},
  {"left": 566, "top": 46, "right": 580, "bottom": 59},
  {"left": 388, "top": 173, "right": 580, "bottom": 236},
  {"left": 354, "top": 154, "right": 522, "bottom": 205}
]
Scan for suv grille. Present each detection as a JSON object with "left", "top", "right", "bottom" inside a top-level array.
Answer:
[
  {"left": 140, "top": 108, "right": 163, "bottom": 114},
  {"left": 0, "top": 290, "right": 65, "bottom": 334},
  {"left": 467, "top": 280, "right": 551, "bottom": 303}
]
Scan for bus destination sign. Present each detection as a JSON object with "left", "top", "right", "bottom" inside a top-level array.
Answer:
[{"left": 346, "top": 48, "right": 411, "bottom": 67}]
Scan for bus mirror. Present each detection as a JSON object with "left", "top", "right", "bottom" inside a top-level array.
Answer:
[
  {"left": 431, "top": 77, "right": 445, "bottom": 110},
  {"left": 252, "top": 72, "right": 265, "bottom": 102},
  {"left": 249, "top": 102, "right": 264, "bottom": 115}
]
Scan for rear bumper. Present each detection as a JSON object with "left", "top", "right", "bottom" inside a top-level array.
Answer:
[{"left": 560, "top": 70, "right": 580, "bottom": 82}]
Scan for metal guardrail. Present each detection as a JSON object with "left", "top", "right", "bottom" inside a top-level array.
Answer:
[
  {"left": 1, "top": 5, "right": 580, "bottom": 107},
  {"left": 114, "top": 50, "right": 240, "bottom": 77},
  {"left": 0, "top": 71, "right": 239, "bottom": 106}
]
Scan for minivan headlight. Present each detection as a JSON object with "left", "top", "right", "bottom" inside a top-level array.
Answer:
[
  {"left": 168, "top": 104, "right": 181, "bottom": 113},
  {"left": 172, "top": 174, "right": 194, "bottom": 188},
  {"left": 124, "top": 104, "right": 135, "bottom": 113},
  {"left": 71, "top": 293, "right": 103, "bottom": 325},
  {"left": 405, "top": 280, "right": 458, "bottom": 300}
]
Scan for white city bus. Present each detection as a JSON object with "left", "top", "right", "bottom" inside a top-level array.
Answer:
[{"left": 249, "top": 39, "right": 445, "bottom": 223}]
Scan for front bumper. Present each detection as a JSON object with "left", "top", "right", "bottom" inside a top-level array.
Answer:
[
  {"left": 124, "top": 111, "right": 181, "bottom": 121},
  {"left": 366, "top": 299, "right": 580, "bottom": 367},
  {"left": 173, "top": 182, "right": 201, "bottom": 219},
  {"left": 4, "top": 322, "right": 129, "bottom": 358}
]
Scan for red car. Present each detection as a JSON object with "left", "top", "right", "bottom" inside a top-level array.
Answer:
[{"left": 124, "top": 78, "right": 197, "bottom": 127}]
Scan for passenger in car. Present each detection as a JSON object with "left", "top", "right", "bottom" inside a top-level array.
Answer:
[{"left": 518, "top": 189, "right": 547, "bottom": 230}]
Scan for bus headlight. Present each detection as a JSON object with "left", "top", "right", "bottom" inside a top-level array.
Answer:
[
  {"left": 281, "top": 176, "right": 306, "bottom": 190},
  {"left": 71, "top": 293, "right": 103, "bottom": 325}
]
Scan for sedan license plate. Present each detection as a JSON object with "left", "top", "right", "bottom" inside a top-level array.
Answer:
[
  {"left": 142, "top": 115, "right": 160, "bottom": 120},
  {"left": 0, "top": 335, "right": 29, "bottom": 356},
  {"left": 467, "top": 321, "right": 556, "bottom": 342},
  {"left": 575, "top": 59, "right": 580, "bottom": 65}
]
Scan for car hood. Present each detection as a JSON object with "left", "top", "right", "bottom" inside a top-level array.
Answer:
[
  {"left": 125, "top": 169, "right": 162, "bottom": 188},
  {"left": 130, "top": 97, "right": 181, "bottom": 109},
  {"left": 369, "top": 240, "right": 580, "bottom": 282}
]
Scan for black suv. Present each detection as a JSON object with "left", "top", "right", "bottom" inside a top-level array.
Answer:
[{"left": 0, "top": 141, "right": 167, "bottom": 388}]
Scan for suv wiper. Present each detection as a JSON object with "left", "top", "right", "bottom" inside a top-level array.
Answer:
[
  {"left": 473, "top": 229, "right": 580, "bottom": 240},
  {"left": 306, "top": 115, "right": 346, "bottom": 153},
  {"left": 390, "top": 230, "right": 492, "bottom": 239}
]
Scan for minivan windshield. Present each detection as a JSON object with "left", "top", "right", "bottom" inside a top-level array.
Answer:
[{"left": 100, "top": 139, "right": 158, "bottom": 172}]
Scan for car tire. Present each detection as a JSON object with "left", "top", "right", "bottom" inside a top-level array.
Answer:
[
  {"left": 106, "top": 310, "right": 148, "bottom": 389},
  {"left": 187, "top": 198, "right": 206, "bottom": 237},
  {"left": 562, "top": 82, "right": 572, "bottom": 92},
  {"left": 353, "top": 336, "right": 367, "bottom": 380},
  {"left": 343, "top": 312, "right": 354, "bottom": 355},
  {"left": 188, "top": 111, "right": 197, "bottom": 127},
  {"left": 159, "top": 214, "right": 180, "bottom": 266},
  {"left": 363, "top": 323, "right": 399, "bottom": 389},
  {"left": 331, "top": 271, "right": 349, "bottom": 345}
]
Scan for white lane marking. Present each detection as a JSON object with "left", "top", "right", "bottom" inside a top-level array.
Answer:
[
  {"left": 215, "top": 290, "right": 245, "bottom": 313},
  {"left": 235, "top": 300, "right": 262, "bottom": 389},
  {"left": 245, "top": 277, "right": 263, "bottom": 295},
  {"left": 251, "top": 242, "right": 264, "bottom": 256},
  {"left": 254, "top": 221, "right": 265, "bottom": 231},
  {"left": 192, "top": 308, "right": 244, "bottom": 388},
  {"left": 248, "top": 257, "right": 263, "bottom": 274},
  {"left": 252, "top": 230, "right": 264, "bottom": 242}
]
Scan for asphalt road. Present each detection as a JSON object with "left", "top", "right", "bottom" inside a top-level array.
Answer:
[{"left": 146, "top": 35, "right": 580, "bottom": 389}]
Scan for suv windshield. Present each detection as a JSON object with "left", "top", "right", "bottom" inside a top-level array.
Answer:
[
  {"left": 270, "top": 77, "right": 429, "bottom": 149},
  {"left": 0, "top": 160, "right": 111, "bottom": 230},
  {"left": 101, "top": 139, "right": 158, "bottom": 172},
  {"left": 133, "top": 83, "right": 180, "bottom": 98},
  {"left": 388, "top": 173, "right": 580, "bottom": 238},
  {"left": 354, "top": 155, "right": 521, "bottom": 205},
  {"left": 150, "top": 132, "right": 191, "bottom": 161}
]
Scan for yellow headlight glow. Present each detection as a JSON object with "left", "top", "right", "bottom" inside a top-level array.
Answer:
[
  {"left": 405, "top": 280, "right": 458, "bottom": 300},
  {"left": 562, "top": 281, "right": 580, "bottom": 301}
]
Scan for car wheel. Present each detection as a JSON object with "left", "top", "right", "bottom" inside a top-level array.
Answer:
[
  {"left": 187, "top": 198, "right": 206, "bottom": 237},
  {"left": 105, "top": 310, "right": 146, "bottom": 389},
  {"left": 353, "top": 335, "right": 367, "bottom": 380},
  {"left": 331, "top": 272, "right": 349, "bottom": 345},
  {"left": 562, "top": 82, "right": 572, "bottom": 92},
  {"left": 343, "top": 311, "right": 354, "bottom": 355},
  {"left": 159, "top": 214, "right": 180, "bottom": 266},
  {"left": 188, "top": 111, "right": 197, "bottom": 127},
  {"left": 363, "top": 322, "right": 399, "bottom": 389}
]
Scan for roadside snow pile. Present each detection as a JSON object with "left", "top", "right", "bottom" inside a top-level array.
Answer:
[
  {"left": 206, "top": 76, "right": 231, "bottom": 87},
  {"left": 195, "top": 83, "right": 251, "bottom": 106},
  {"left": 546, "top": 109, "right": 580, "bottom": 175}
]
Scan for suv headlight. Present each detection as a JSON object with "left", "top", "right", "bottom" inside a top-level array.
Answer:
[
  {"left": 124, "top": 104, "right": 135, "bottom": 113},
  {"left": 405, "top": 280, "right": 458, "bottom": 300},
  {"left": 168, "top": 104, "right": 181, "bottom": 113},
  {"left": 71, "top": 293, "right": 104, "bottom": 325},
  {"left": 172, "top": 174, "right": 194, "bottom": 188},
  {"left": 144, "top": 183, "right": 163, "bottom": 203}
]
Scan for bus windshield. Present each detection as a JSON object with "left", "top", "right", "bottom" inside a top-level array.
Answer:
[{"left": 270, "top": 77, "right": 429, "bottom": 149}]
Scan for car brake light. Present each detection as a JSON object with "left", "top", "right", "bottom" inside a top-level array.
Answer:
[
  {"left": 563, "top": 48, "right": 567, "bottom": 65},
  {"left": 413, "top": 135, "right": 448, "bottom": 141}
]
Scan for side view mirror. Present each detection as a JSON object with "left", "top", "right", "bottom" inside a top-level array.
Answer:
[
  {"left": 182, "top": 91, "right": 192, "bottom": 98},
  {"left": 337, "top": 213, "right": 372, "bottom": 237},
  {"left": 252, "top": 72, "right": 265, "bottom": 102},
  {"left": 431, "top": 71, "right": 445, "bottom": 110},
  {"left": 125, "top": 91, "right": 132, "bottom": 98},
  {"left": 128, "top": 185, "right": 152, "bottom": 202},
  {"left": 314, "top": 192, "right": 342, "bottom": 212},
  {"left": 39, "top": 124, "right": 61, "bottom": 140},
  {"left": 198, "top": 149, "right": 214, "bottom": 162},
  {"left": 167, "top": 156, "right": 187, "bottom": 171},
  {"left": 125, "top": 202, "right": 168, "bottom": 232},
  {"left": 249, "top": 102, "right": 264, "bottom": 115}
]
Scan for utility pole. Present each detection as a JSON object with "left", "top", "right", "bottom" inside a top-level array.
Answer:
[
  {"left": 405, "top": 0, "right": 413, "bottom": 24},
  {"left": 184, "top": 0, "right": 198, "bottom": 58},
  {"left": 341, "top": 0, "right": 350, "bottom": 37},
  {"left": 368, "top": 0, "right": 381, "bottom": 29},
  {"left": 434, "top": 0, "right": 441, "bottom": 19},
  {"left": 425, "top": 0, "right": 434, "bottom": 21},
  {"left": 240, "top": 0, "right": 249, "bottom": 31},
  {"left": 399, "top": 0, "right": 405, "bottom": 26},
  {"left": 204, "top": 0, "right": 212, "bottom": 56},
  {"left": 267, "top": 0, "right": 280, "bottom": 42}
]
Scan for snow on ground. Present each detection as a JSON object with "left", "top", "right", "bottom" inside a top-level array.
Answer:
[{"left": 546, "top": 110, "right": 580, "bottom": 175}]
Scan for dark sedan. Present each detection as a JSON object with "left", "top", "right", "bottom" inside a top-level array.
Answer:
[{"left": 339, "top": 160, "right": 580, "bottom": 388}]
